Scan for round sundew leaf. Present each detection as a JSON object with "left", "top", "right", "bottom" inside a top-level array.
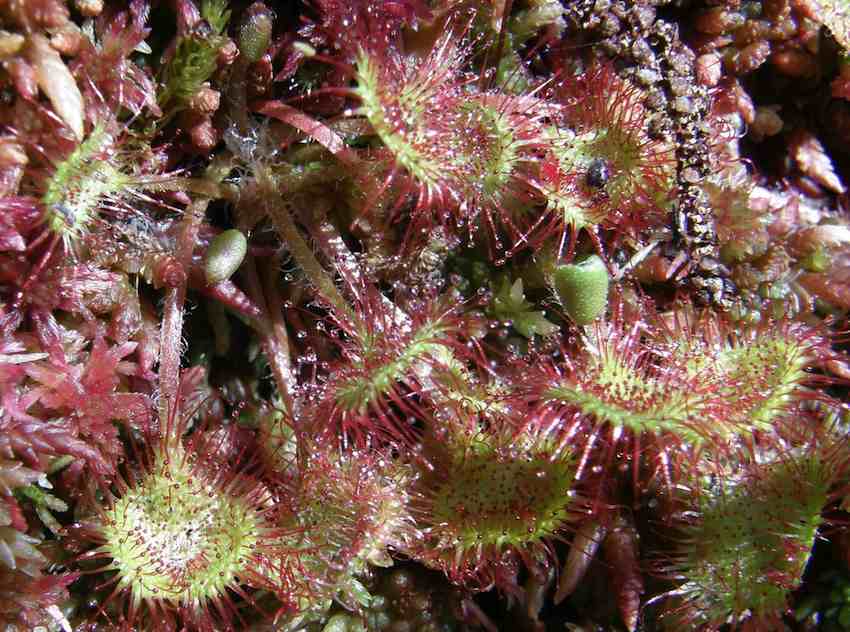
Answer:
[
  {"left": 670, "top": 455, "right": 831, "bottom": 627},
  {"left": 352, "top": 35, "right": 540, "bottom": 232},
  {"left": 277, "top": 447, "right": 414, "bottom": 622},
  {"left": 41, "top": 124, "right": 128, "bottom": 246},
  {"left": 428, "top": 438, "right": 578, "bottom": 554},
  {"left": 98, "top": 446, "right": 267, "bottom": 614},
  {"left": 353, "top": 48, "right": 448, "bottom": 193}
]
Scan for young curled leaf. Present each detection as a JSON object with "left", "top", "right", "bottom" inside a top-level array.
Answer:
[
  {"left": 603, "top": 514, "right": 643, "bottom": 632},
  {"left": 555, "top": 519, "right": 607, "bottom": 603}
]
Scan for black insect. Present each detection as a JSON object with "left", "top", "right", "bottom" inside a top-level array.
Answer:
[{"left": 585, "top": 159, "right": 610, "bottom": 189}]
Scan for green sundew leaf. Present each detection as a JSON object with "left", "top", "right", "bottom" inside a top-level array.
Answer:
[
  {"left": 544, "top": 348, "right": 708, "bottom": 444},
  {"left": 716, "top": 335, "right": 810, "bottom": 432},
  {"left": 430, "top": 434, "right": 578, "bottom": 554},
  {"left": 677, "top": 455, "right": 830, "bottom": 627},
  {"left": 353, "top": 51, "right": 444, "bottom": 190},
  {"left": 490, "top": 277, "right": 558, "bottom": 339},
  {"left": 101, "top": 446, "right": 262, "bottom": 606},
  {"left": 201, "top": 0, "right": 231, "bottom": 35},
  {"left": 42, "top": 123, "right": 127, "bottom": 244},
  {"left": 335, "top": 319, "right": 454, "bottom": 414}
]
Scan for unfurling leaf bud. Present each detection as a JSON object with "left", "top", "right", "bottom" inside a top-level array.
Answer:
[{"left": 552, "top": 254, "right": 609, "bottom": 325}]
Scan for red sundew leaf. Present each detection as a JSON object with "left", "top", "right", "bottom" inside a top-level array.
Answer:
[
  {"left": 411, "top": 406, "right": 580, "bottom": 594},
  {"left": 535, "top": 63, "right": 677, "bottom": 242},
  {"left": 540, "top": 156, "right": 560, "bottom": 188},
  {"left": 73, "top": 434, "right": 306, "bottom": 631},
  {"left": 307, "top": 280, "right": 478, "bottom": 447},
  {"left": 254, "top": 99, "right": 360, "bottom": 166}
]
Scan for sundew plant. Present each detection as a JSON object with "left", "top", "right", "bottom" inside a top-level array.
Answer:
[{"left": 2, "top": 1, "right": 850, "bottom": 631}]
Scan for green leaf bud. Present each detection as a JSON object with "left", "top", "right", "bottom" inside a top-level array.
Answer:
[
  {"left": 238, "top": 3, "right": 274, "bottom": 63},
  {"left": 552, "top": 254, "right": 610, "bottom": 325},
  {"left": 204, "top": 228, "right": 247, "bottom": 285}
]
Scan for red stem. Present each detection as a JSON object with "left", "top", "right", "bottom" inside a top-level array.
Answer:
[
  {"left": 239, "top": 254, "right": 296, "bottom": 418},
  {"left": 158, "top": 199, "right": 207, "bottom": 432},
  {"left": 254, "top": 99, "right": 359, "bottom": 166},
  {"left": 262, "top": 254, "right": 297, "bottom": 417}
]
